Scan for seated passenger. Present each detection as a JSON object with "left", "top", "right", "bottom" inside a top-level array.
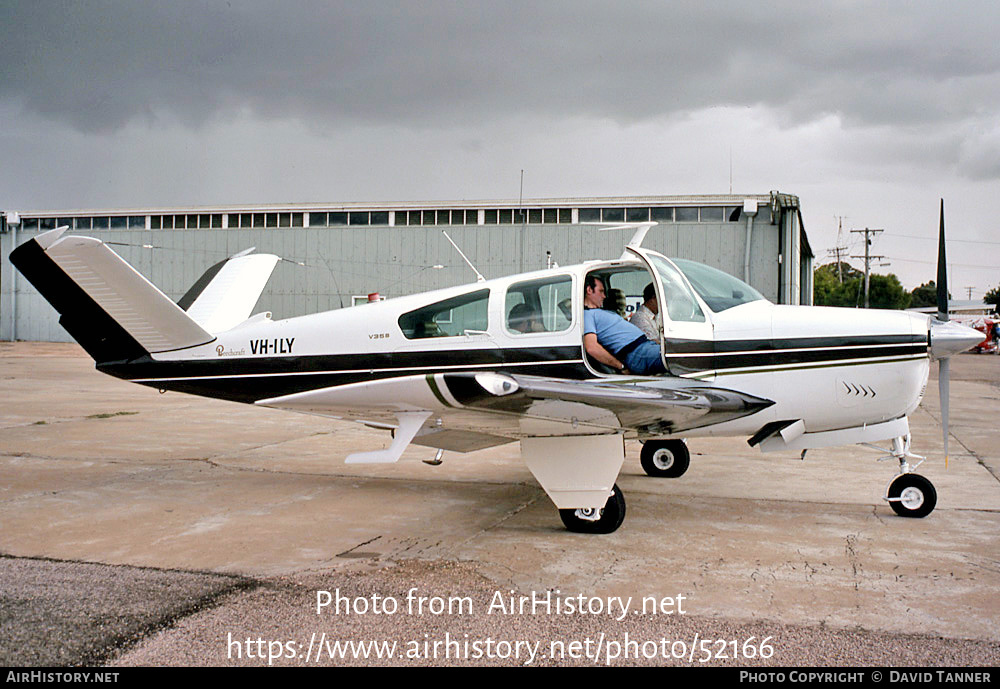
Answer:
[
  {"left": 508, "top": 303, "right": 544, "bottom": 333},
  {"left": 629, "top": 282, "right": 660, "bottom": 342},
  {"left": 603, "top": 288, "right": 627, "bottom": 317},
  {"left": 557, "top": 298, "right": 573, "bottom": 321},
  {"left": 583, "top": 275, "right": 665, "bottom": 375},
  {"left": 413, "top": 321, "right": 442, "bottom": 338}
]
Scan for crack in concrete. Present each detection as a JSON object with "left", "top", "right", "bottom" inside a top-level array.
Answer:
[{"left": 336, "top": 535, "right": 384, "bottom": 558}]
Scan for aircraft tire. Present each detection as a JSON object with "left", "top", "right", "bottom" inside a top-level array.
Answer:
[
  {"left": 559, "top": 484, "right": 626, "bottom": 534},
  {"left": 640, "top": 439, "right": 690, "bottom": 478},
  {"left": 887, "top": 473, "right": 937, "bottom": 518}
]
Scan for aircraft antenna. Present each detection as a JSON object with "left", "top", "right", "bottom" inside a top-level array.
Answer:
[{"left": 442, "top": 230, "right": 486, "bottom": 282}]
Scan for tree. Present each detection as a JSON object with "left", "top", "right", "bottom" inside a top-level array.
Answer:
[
  {"left": 867, "top": 274, "right": 912, "bottom": 310},
  {"left": 909, "top": 281, "right": 938, "bottom": 308},
  {"left": 813, "top": 264, "right": 843, "bottom": 305},
  {"left": 985, "top": 285, "right": 1000, "bottom": 314},
  {"left": 813, "top": 263, "right": 863, "bottom": 307},
  {"left": 813, "top": 263, "right": 911, "bottom": 309}
]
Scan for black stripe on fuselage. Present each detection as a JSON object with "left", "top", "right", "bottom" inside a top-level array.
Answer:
[
  {"left": 663, "top": 334, "right": 928, "bottom": 374},
  {"left": 665, "top": 333, "right": 927, "bottom": 354},
  {"left": 100, "top": 333, "right": 929, "bottom": 405},
  {"left": 99, "top": 346, "right": 589, "bottom": 403}
]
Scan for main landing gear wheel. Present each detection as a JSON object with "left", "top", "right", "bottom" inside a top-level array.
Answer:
[
  {"left": 640, "top": 439, "right": 690, "bottom": 478},
  {"left": 887, "top": 473, "right": 937, "bottom": 518},
  {"left": 559, "top": 484, "right": 626, "bottom": 534}
]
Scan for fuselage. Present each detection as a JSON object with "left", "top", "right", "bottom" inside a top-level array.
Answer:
[{"left": 103, "top": 253, "right": 932, "bottom": 440}]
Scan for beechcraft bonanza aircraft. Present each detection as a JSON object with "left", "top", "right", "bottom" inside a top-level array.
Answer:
[{"left": 11, "top": 201, "right": 982, "bottom": 533}]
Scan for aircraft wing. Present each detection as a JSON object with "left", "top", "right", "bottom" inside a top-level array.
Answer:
[{"left": 255, "top": 372, "right": 774, "bottom": 452}]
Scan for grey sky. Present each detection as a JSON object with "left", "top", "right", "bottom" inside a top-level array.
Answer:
[{"left": 2, "top": 1, "right": 998, "bottom": 295}]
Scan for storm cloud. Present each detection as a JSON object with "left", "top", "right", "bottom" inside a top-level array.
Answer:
[
  {"left": 4, "top": 2, "right": 998, "bottom": 137},
  {"left": 2, "top": 1, "right": 999, "bottom": 294}
]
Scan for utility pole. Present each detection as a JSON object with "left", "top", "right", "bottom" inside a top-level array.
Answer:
[
  {"left": 850, "top": 227, "right": 884, "bottom": 308},
  {"left": 965, "top": 286, "right": 974, "bottom": 300},
  {"left": 826, "top": 246, "right": 849, "bottom": 283}
]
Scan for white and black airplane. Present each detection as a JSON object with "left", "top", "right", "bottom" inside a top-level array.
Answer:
[{"left": 10, "top": 201, "right": 981, "bottom": 533}]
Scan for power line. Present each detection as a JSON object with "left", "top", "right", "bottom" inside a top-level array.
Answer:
[
  {"left": 885, "top": 233, "right": 1000, "bottom": 247},
  {"left": 884, "top": 256, "right": 998, "bottom": 270}
]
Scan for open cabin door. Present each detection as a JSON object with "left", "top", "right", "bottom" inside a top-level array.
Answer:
[{"left": 625, "top": 247, "right": 715, "bottom": 379}]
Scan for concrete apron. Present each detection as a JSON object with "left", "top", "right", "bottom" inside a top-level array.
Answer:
[{"left": 1, "top": 342, "right": 998, "bottom": 641}]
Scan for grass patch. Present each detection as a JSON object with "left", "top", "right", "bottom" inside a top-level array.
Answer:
[{"left": 85, "top": 411, "right": 140, "bottom": 420}]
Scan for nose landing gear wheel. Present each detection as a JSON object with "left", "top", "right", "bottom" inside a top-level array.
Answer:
[
  {"left": 640, "top": 439, "right": 690, "bottom": 478},
  {"left": 886, "top": 473, "right": 937, "bottom": 518},
  {"left": 559, "top": 484, "right": 626, "bottom": 534}
]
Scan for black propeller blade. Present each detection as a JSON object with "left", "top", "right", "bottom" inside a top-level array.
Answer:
[{"left": 937, "top": 198, "right": 950, "bottom": 466}]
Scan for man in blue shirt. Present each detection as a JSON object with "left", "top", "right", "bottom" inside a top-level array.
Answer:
[{"left": 583, "top": 275, "right": 666, "bottom": 375}]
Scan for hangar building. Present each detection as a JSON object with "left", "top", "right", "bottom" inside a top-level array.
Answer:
[{"left": 1, "top": 192, "right": 812, "bottom": 342}]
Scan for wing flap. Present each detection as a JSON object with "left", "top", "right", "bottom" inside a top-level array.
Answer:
[{"left": 411, "top": 428, "right": 515, "bottom": 452}]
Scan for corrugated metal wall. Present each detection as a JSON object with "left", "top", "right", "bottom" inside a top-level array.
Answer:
[{"left": 1, "top": 219, "right": 781, "bottom": 343}]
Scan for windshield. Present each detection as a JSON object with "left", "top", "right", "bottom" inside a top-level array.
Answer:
[
  {"left": 671, "top": 258, "right": 767, "bottom": 312},
  {"left": 645, "top": 254, "right": 705, "bottom": 322}
]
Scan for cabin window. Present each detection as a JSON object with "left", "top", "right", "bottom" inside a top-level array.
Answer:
[
  {"left": 398, "top": 289, "right": 490, "bottom": 339},
  {"left": 505, "top": 275, "right": 574, "bottom": 335}
]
